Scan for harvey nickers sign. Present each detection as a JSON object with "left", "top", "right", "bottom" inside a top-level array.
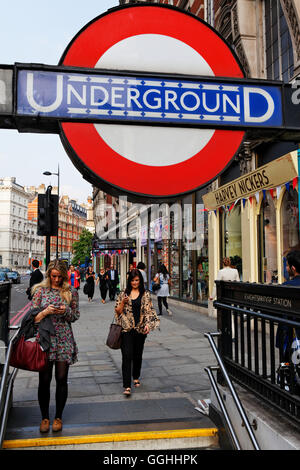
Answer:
[{"left": 0, "top": 4, "right": 300, "bottom": 201}]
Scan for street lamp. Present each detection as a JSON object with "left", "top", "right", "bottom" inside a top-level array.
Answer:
[{"left": 43, "top": 164, "right": 60, "bottom": 259}]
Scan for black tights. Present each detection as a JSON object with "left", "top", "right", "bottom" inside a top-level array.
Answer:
[
  {"left": 38, "top": 361, "right": 69, "bottom": 420},
  {"left": 158, "top": 296, "right": 168, "bottom": 315}
]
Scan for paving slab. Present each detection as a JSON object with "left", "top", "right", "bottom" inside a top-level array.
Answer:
[{"left": 5, "top": 291, "right": 218, "bottom": 444}]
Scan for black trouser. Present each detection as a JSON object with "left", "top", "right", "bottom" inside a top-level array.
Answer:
[
  {"left": 99, "top": 284, "right": 107, "bottom": 300},
  {"left": 109, "top": 282, "right": 117, "bottom": 300},
  {"left": 121, "top": 330, "right": 146, "bottom": 388},
  {"left": 158, "top": 296, "right": 168, "bottom": 315},
  {"left": 38, "top": 361, "right": 69, "bottom": 420}
]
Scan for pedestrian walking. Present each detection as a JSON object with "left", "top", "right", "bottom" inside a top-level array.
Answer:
[
  {"left": 85, "top": 266, "right": 95, "bottom": 302},
  {"left": 114, "top": 268, "right": 160, "bottom": 397},
  {"left": 31, "top": 259, "right": 80, "bottom": 433},
  {"left": 107, "top": 265, "right": 119, "bottom": 301},
  {"left": 68, "top": 265, "right": 80, "bottom": 290},
  {"left": 126, "top": 263, "right": 134, "bottom": 279},
  {"left": 153, "top": 264, "right": 172, "bottom": 316},
  {"left": 276, "top": 250, "right": 300, "bottom": 362},
  {"left": 96, "top": 267, "right": 109, "bottom": 303},
  {"left": 26, "top": 259, "right": 43, "bottom": 300},
  {"left": 137, "top": 261, "right": 147, "bottom": 287},
  {"left": 209, "top": 257, "right": 240, "bottom": 300}
]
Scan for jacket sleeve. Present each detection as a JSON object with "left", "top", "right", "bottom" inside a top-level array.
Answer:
[
  {"left": 31, "top": 287, "right": 43, "bottom": 308},
  {"left": 114, "top": 292, "right": 124, "bottom": 322},
  {"left": 64, "top": 288, "right": 80, "bottom": 323},
  {"left": 143, "top": 291, "right": 160, "bottom": 331}
]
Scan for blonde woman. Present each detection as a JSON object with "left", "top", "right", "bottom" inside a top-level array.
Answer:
[{"left": 31, "top": 260, "right": 80, "bottom": 434}]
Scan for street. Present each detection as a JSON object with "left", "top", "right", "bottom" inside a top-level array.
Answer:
[{"left": 8, "top": 275, "right": 31, "bottom": 326}]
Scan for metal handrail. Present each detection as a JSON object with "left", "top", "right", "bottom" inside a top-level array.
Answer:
[
  {"left": 0, "top": 326, "right": 20, "bottom": 449},
  {"left": 0, "top": 367, "right": 18, "bottom": 448},
  {"left": 205, "top": 331, "right": 260, "bottom": 450},
  {"left": 205, "top": 365, "right": 241, "bottom": 450}
]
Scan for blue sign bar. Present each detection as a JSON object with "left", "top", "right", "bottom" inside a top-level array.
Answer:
[{"left": 17, "top": 69, "right": 283, "bottom": 128}]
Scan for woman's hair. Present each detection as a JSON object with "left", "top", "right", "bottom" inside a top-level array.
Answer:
[
  {"left": 158, "top": 263, "right": 169, "bottom": 279},
  {"left": 223, "top": 257, "right": 231, "bottom": 267},
  {"left": 32, "top": 259, "right": 72, "bottom": 304},
  {"left": 125, "top": 268, "right": 145, "bottom": 296}
]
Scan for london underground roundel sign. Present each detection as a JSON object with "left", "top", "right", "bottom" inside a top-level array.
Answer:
[{"left": 59, "top": 4, "right": 245, "bottom": 200}]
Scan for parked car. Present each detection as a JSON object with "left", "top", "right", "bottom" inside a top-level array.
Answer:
[
  {"left": 0, "top": 267, "right": 11, "bottom": 273},
  {"left": 6, "top": 270, "right": 21, "bottom": 284},
  {"left": 0, "top": 272, "right": 10, "bottom": 283}
]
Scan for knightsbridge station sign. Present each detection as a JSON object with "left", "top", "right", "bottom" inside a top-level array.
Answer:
[{"left": 1, "top": 4, "right": 300, "bottom": 200}]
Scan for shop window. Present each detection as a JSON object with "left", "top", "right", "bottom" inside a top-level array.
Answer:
[
  {"left": 196, "top": 203, "right": 209, "bottom": 304},
  {"left": 220, "top": 203, "right": 242, "bottom": 278},
  {"left": 182, "top": 203, "right": 193, "bottom": 300},
  {"left": 281, "top": 187, "right": 300, "bottom": 281},
  {"left": 170, "top": 211, "right": 180, "bottom": 298},
  {"left": 258, "top": 192, "right": 277, "bottom": 283}
]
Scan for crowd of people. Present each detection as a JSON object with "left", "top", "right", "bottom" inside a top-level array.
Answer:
[
  {"left": 23, "top": 251, "right": 300, "bottom": 434},
  {"left": 24, "top": 259, "right": 169, "bottom": 432}
]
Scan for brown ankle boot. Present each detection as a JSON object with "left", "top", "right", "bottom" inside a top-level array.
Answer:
[
  {"left": 39, "top": 419, "right": 50, "bottom": 433},
  {"left": 52, "top": 418, "right": 62, "bottom": 432}
]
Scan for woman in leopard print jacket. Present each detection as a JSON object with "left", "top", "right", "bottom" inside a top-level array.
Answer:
[{"left": 114, "top": 268, "right": 160, "bottom": 396}]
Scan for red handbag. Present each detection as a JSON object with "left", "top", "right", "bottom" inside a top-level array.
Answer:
[{"left": 10, "top": 335, "right": 48, "bottom": 372}]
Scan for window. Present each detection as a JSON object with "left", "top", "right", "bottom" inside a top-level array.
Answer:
[
  {"left": 220, "top": 202, "right": 242, "bottom": 278},
  {"left": 258, "top": 192, "right": 277, "bottom": 283},
  {"left": 265, "top": 0, "right": 294, "bottom": 82},
  {"left": 281, "top": 187, "right": 300, "bottom": 281},
  {"left": 196, "top": 198, "right": 209, "bottom": 304},
  {"left": 182, "top": 201, "right": 193, "bottom": 300}
]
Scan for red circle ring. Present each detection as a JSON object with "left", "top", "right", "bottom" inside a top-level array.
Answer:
[{"left": 59, "top": 4, "right": 245, "bottom": 199}]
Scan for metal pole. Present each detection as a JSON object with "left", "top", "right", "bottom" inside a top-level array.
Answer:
[
  {"left": 298, "top": 148, "right": 300, "bottom": 236},
  {"left": 56, "top": 164, "right": 59, "bottom": 259},
  {"left": 204, "top": 332, "right": 260, "bottom": 450},
  {"left": 46, "top": 185, "right": 52, "bottom": 268}
]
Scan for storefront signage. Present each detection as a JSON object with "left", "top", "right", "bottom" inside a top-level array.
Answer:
[
  {"left": 203, "top": 152, "right": 298, "bottom": 210},
  {"left": 93, "top": 239, "right": 136, "bottom": 250},
  {"left": 17, "top": 68, "right": 282, "bottom": 129}
]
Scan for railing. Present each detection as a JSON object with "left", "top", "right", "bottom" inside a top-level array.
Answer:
[
  {"left": 204, "top": 332, "right": 260, "bottom": 450},
  {"left": 214, "top": 280, "right": 300, "bottom": 426},
  {"left": 0, "top": 326, "right": 19, "bottom": 448}
]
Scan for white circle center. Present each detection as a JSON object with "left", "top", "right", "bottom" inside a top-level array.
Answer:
[{"left": 94, "top": 34, "right": 215, "bottom": 167}]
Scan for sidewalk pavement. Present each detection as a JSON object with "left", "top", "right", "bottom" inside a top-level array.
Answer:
[{"left": 5, "top": 290, "right": 218, "bottom": 442}]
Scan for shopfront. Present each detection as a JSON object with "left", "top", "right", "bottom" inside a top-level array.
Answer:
[
  {"left": 140, "top": 192, "right": 209, "bottom": 306},
  {"left": 203, "top": 151, "right": 299, "bottom": 296}
]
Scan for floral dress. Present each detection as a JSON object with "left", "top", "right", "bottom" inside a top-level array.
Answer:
[{"left": 32, "top": 286, "right": 80, "bottom": 365}]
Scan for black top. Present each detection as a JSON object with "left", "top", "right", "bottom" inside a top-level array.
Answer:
[
  {"left": 131, "top": 293, "right": 142, "bottom": 326},
  {"left": 86, "top": 271, "right": 95, "bottom": 284}
]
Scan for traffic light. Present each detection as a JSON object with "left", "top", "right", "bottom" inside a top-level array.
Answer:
[{"left": 37, "top": 186, "right": 58, "bottom": 236}]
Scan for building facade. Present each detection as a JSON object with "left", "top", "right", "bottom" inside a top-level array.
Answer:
[
  {"left": 0, "top": 177, "right": 44, "bottom": 270},
  {"left": 27, "top": 186, "right": 88, "bottom": 265},
  {"left": 93, "top": 0, "right": 300, "bottom": 311}
]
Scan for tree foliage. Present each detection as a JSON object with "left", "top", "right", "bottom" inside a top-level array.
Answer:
[{"left": 72, "top": 228, "right": 93, "bottom": 266}]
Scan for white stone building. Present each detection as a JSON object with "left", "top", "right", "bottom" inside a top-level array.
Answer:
[{"left": 0, "top": 177, "right": 44, "bottom": 271}]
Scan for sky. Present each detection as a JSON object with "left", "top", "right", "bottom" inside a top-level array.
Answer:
[{"left": 0, "top": 0, "right": 119, "bottom": 204}]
